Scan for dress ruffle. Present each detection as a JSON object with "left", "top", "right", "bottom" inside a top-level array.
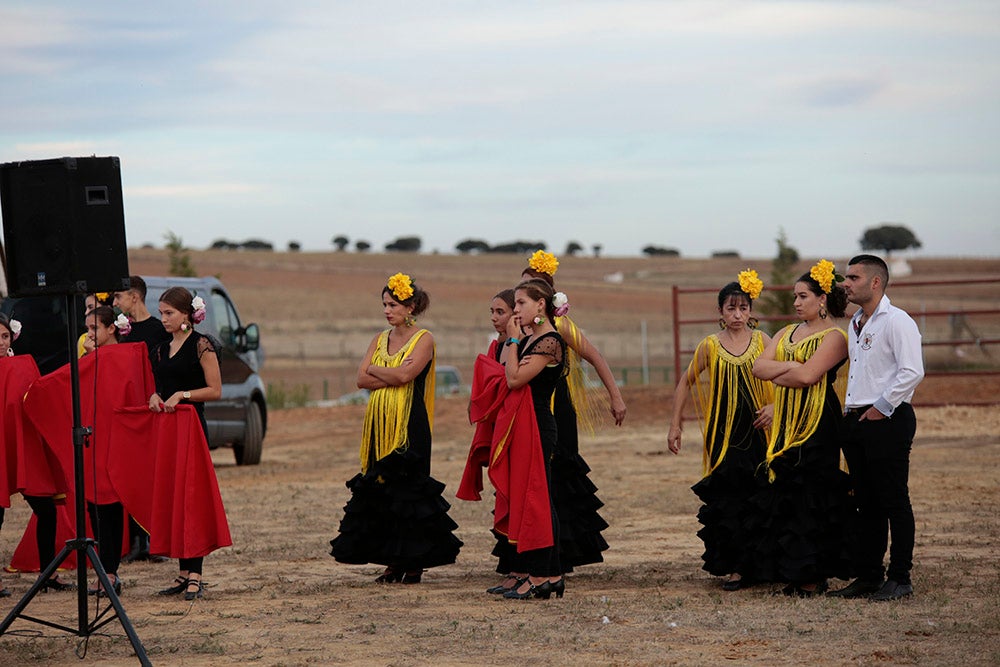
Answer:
[
  {"left": 551, "top": 381, "right": 609, "bottom": 570},
  {"left": 330, "top": 452, "right": 462, "bottom": 570},
  {"left": 739, "top": 397, "right": 856, "bottom": 584}
]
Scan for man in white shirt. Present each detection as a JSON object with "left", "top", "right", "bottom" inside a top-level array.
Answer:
[{"left": 829, "top": 255, "right": 924, "bottom": 601}]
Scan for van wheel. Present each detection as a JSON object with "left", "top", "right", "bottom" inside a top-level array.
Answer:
[{"left": 234, "top": 401, "right": 263, "bottom": 465}]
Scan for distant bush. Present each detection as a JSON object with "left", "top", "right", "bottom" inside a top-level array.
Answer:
[
  {"left": 711, "top": 250, "right": 740, "bottom": 258},
  {"left": 356, "top": 240, "right": 371, "bottom": 252},
  {"left": 642, "top": 245, "right": 680, "bottom": 257},
  {"left": 241, "top": 239, "right": 274, "bottom": 251},
  {"left": 488, "top": 240, "right": 546, "bottom": 254},
  {"left": 288, "top": 241, "right": 301, "bottom": 252},
  {"left": 456, "top": 239, "right": 491, "bottom": 254},
  {"left": 385, "top": 236, "right": 422, "bottom": 252}
]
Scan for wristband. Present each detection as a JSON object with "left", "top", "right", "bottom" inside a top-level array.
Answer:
[{"left": 506, "top": 337, "right": 520, "bottom": 346}]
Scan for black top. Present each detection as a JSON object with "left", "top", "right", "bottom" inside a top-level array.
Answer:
[
  {"left": 150, "top": 331, "right": 217, "bottom": 436},
  {"left": 122, "top": 316, "right": 171, "bottom": 355}
]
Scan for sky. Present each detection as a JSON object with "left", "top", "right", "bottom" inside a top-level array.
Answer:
[{"left": 1, "top": 1, "right": 998, "bottom": 259}]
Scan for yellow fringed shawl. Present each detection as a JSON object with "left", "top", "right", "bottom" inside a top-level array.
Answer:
[
  {"left": 554, "top": 315, "right": 609, "bottom": 433},
  {"left": 689, "top": 330, "right": 773, "bottom": 478},
  {"left": 764, "top": 326, "right": 848, "bottom": 481},
  {"left": 359, "top": 328, "right": 435, "bottom": 473}
]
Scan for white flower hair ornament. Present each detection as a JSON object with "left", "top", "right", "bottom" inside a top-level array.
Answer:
[
  {"left": 552, "top": 291, "right": 570, "bottom": 317},
  {"left": 9, "top": 319, "right": 22, "bottom": 340},
  {"left": 191, "top": 296, "right": 207, "bottom": 324},
  {"left": 115, "top": 313, "right": 132, "bottom": 337}
]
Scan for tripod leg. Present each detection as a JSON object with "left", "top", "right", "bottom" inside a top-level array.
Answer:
[
  {"left": 0, "top": 544, "right": 77, "bottom": 634},
  {"left": 85, "top": 545, "right": 151, "bottom": 666}
]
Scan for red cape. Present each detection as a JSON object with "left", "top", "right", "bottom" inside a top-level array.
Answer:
[
  {"left": 108, "top": 406, "right": 232, "bottom": 559},
  {"left": 8, "top": 346, "right": 150, "bottom": 572},
  {"left": 458, "top": 353, "right": 552, "bottom": 553},
  {"left": 22, "top": 343, "right": 155, "bottom": 505},
  {"left": 1, "top": 355, "right": 66, "bottom": 504}
]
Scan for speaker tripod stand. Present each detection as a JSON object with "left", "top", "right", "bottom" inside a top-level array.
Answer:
[{"left": 0, "top": 294, "right": 150, "bottom": 666}]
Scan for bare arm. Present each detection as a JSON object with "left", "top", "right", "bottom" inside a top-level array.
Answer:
[
  {"left": 772, "top": 330, "right": 847, "bottom": 388},
  {"left": 357, "top": 335, "right": 389, "bottom": 390},
  {"left": 752, "top": 326, "right": 796, "bottom": 381},
  {"left": 667, "top": 339, "right": 710, "bottom": 454},
  {"left": 563, "top": 323, "right": 626, "bottom": 425},
  {"left": 367, "top": 334, "right": 435, "bottom": 386}
]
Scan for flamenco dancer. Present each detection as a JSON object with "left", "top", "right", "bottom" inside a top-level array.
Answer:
[
  {"left": 667, "top": 271, "right": 773, "bottom": 591},
  {"left": 743, "top": 260, "right": 856, "bottom": 596},
  {"left": 521, "top": 250, "right": 621, "bottom": 572},
  {"left": 330, "top": 274, "right": 462, "bottom": 583}
]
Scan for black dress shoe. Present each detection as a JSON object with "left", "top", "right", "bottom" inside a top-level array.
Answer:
[
  {"left": 0, "top": 588, "right": 10, "bottom": 598},
  {"left": 42, "top": 577, "right": 77, "bottom": 592},
  {"left": 158, "top": 576, "right": 189, "bottom": 595},
  {"left": 827, "top": 578, "right": 883, "bottom": 599},
  {"left": 870, "top": 579, "right": 913, "bottom": 602},
  {"left": 184, "top": 579, "right": 203, "bottom": 601}
]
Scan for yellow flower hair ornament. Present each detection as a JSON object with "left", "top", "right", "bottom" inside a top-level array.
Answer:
[
  {"left": 387, "top": 273, "right": 414, "bottom": 301},
  {"left": 809, "top": 259, "right": 844, "bottom": 294},
  {"left": 527, "top": 250, "right": 559, "bottom": 276},
  {"left": 737, "top": 269, "right": 764, "bottom": 300}
]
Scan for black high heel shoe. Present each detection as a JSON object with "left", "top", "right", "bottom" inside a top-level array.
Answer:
[
  {"left": 549, "top": 578, "right": 565, "bottom": 599},
  {"left": 41, "top": 577, "right": 77, "bottom": 592},
  {"left": 184, "top": 578, "right": 203, "bottom": 601},
  {"left": 503, "top": 579, "right": 557, "bottom": 600},
  {"left": 487, "top": 576, "right": 527, "bottom": 594},
  {"left": 374, "top": 568, "right": 403, "bottom": 584},
  {"left": 158, "top": 576, "right": 189, "bottom": 596},
  {"left": 401, "top": 571, "right": 422, "bottom": 584},
  {"left": 97, "top": 575, "right": 122, "bottom": 598}
]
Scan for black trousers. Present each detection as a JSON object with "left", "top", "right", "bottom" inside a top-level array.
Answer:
[
  {"left": 843, "top": 403, "right": 917, "bottom": 584},
  {"left": 87, "top": 502, "right": 124, "bottom": 576},
  {"left": 24, "top": 496, "right": 58, "bottom": 573}
]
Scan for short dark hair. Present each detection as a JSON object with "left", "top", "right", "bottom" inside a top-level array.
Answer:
[
  {"left": 127, "top": 275, "right": 148, "bottom": 299},
  {"left": 848, "top": 254, "right": 889, "bottom": 287}
]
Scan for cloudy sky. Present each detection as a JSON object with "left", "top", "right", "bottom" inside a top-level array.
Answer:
[{"left": 1, "top": 1, "right": 998, "bottom": 258}]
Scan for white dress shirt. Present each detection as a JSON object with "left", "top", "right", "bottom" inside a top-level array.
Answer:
[{"left": 845, "top": 294, "right": 925, "bottom": 416}]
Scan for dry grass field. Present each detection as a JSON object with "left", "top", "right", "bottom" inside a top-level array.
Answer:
[{"left": 1, "top": 249, "right": 998, "bottom": 666}]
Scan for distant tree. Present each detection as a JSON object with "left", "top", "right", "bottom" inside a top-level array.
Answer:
[
  {"left": 488, "top": 240, "right": 546, "bottom": 254},
  {"left": 385, "top": 236, "right": 421, "bottom": 252},
  {"left": 355, "top": 240, "right": 371, "bottom": 252},
  {"left": 332, "top": 235, "right": 349, "bottom": 251},
  {"left": 642, "top": 245, "right": 681, "bottom": 257},
  {"left": 592, "top": 244, "right": 602, "bottom": 258},
  {"left": 711, "top": 250, "right": 740, "bottom": 259},
  {"left": 209, "top": 238, "right": 238, "bottom": 250},
  {"left": 165, "top": 231, "right": 197, "bottom": 277},
  {"left": 241, "top": 239, "right": 274, "bottom": 251},
  {"left": 455, "top": 238, "right": 491, "bottom": 254},
  {"left": 757, "top": 228, "right": 799, "bottom": 333},
  {"left": 288, "top": 241, "right": 301, "bottom": 252},
  {"left": 860, "top": 224, "right": 922, "bottom": 255},
  {"left": 565, "top": 241, "right": 583, "bottom": 256}
]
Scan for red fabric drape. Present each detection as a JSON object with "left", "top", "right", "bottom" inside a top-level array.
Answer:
[
  {"left": 458, "top": 353, "right": 552, "bottom": 553},
  {"left": 22, "top": 343, "right": 155, "bottom": 505},
  {"left": 108, "top": 406, "right": 232, "bottom": 559}
]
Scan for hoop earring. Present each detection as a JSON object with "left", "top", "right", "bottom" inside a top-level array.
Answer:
[
  {"left": 748, "top": 317, "right": 759, "bottom": 330},
  {"left": 819, "top": 305, "right": 828, "bottom": 320},
  {"left": 718, "top": 318, "right": 727, "bottom": 330}
]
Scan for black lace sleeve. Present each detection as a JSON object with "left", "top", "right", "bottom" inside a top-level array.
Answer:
[
  {"left": 523, "top": 333, "right": 565, "bottom": 366},
  {"left": 196, "top": 333, "right": 221, "bottom": 364}
]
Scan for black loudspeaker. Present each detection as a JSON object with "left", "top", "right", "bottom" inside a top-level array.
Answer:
[{"left": 0, "top": 156, "right": 130, "bottom": 296}]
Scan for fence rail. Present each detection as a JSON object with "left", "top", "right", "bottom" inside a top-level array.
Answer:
[{"left": 672, "top": 276, "right": 1000, "bottom": 406}]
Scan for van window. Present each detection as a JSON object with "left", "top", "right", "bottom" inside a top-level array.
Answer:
[{"left": 211, "top": 290, "right": 240, "bottom": 347}]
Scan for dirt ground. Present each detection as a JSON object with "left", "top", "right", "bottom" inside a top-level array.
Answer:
[
  {"left": 1, "top": 386, "right": 998, "bottom": 666},
  {"left": 1, "top": 251, "right": 998, "bottom": 665}
]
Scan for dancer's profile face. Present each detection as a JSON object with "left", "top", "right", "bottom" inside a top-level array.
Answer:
[
  {"left": 159, "top": 302, "right": 187, "bottom": 333},
  {"left": 0, "top": 326, "right": 10, "bottom": 356},
  {"left": 489, "top": 297, "right": 512, "bottom": 334},
  {"left": 382, "top": 294, "right": 408, "bottom": 327}
]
